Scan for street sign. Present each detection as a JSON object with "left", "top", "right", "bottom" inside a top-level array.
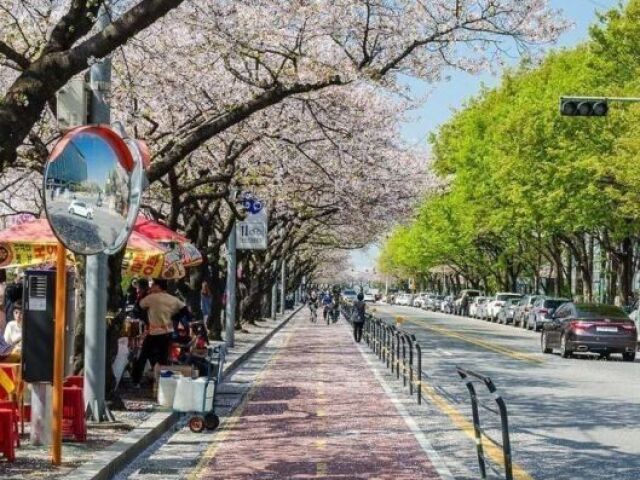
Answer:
[{"left": 237, "top": 194, "right": 268, "bottom": 250}]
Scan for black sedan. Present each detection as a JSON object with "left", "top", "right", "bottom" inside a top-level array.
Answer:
[{"left": 541, "top": 303, "right": 637, "bottom": 361}]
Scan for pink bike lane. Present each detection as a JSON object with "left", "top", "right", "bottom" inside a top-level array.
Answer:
[{"left": 194, "top": 312, "right": 451, "bottom": 479}]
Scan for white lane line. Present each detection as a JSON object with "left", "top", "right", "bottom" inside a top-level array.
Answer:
[
  {"left": 355, "top": 340, "right": 455, "bottom": 480},
  {"left": 436, "top": 348, "right": 454, "bottom": 357}
]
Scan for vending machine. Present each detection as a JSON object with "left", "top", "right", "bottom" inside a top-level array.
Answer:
[{"left": 22, "top": 269, "right": 75, "bottom": 382}]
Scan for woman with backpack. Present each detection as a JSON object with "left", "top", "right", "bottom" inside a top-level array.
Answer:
[{"left": 351, "top": 293, "right": 366, "bottom": 342}]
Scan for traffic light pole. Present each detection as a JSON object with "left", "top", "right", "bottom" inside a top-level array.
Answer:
[{"left": 560, "top": 95, "right": 640, "bottom": 117}]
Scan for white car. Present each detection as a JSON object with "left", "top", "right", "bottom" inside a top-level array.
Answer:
[
  {"left": 68, "top": 200, "right": 94, "bottom": 219},
  {"left": 363, "top": 292, "right": 376, "bottom": 302},
  {"left": 486, "top": 293, "right": 522, "bottom": 320},
  {"left": 413, "top": 293, "right": 429, "bottom": 308},
  {"left": 395, "top": 293, "right": 414, "bottom": 306},
  {"left": 469, "top": 296, "right": 488, "bottom": 318},
  {"left": 342, "top": 289, "right": 358, "bottom": 303}
]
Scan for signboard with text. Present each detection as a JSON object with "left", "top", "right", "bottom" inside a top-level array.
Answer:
[{"left": 237, "top": 194, "right": 268, "bottom": 250}]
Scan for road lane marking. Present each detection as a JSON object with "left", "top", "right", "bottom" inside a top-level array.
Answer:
[
  {"left": 314, "top": 439, "right": 327, "bottom": 450},
  {"left": 316, "top": 462, "right": 328, "bottom": 476},
  {"left": 418, "top": 381, "right": 534, "bottom": 480},
  {"left": 356, "top": 341, "right": 455, "bottom": 480},
  {"left": 188, "top": 319, "right": 296, "bottom": 480},
  {"left": 412, "top": 321, "right": 543, "bottom": 364},
  {"left": 316, "top": 408, "right": 326, "bottom": 417}
]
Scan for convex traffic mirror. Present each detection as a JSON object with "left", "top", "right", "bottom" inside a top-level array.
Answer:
[{"left": 44, "top": 126, "right": 143, "bottom": 255}]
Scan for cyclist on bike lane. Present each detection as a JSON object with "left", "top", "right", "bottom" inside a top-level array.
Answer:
[{"left": 308, "top": 289, "right": 319, "bottom": 322}]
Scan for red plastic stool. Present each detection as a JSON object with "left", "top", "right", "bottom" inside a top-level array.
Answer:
[
  {"left": 0, "top": 400, "right": 20, "bottom": 448},
  {"left": 64, "top": 376, "right": 84, "bottom": 389},
  {"left": 0, "top": 408, "right": 16, "bottom": 461},
  {"left": 62, "top": 387, "right": 86, "bottom": 442}
]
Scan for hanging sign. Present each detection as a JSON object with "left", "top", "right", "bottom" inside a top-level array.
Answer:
[{"left": 236, "top": 193, "right": 268, "bottom": 250}]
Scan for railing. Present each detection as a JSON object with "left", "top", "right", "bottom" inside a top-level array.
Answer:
[
  {"left": 344, "top": 304, "right": 513, "bottom": 480},
  {"left": 456, "top": 367, "right": 513, "bottom": 480}
]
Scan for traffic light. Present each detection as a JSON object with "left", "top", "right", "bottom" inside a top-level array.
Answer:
[{"left": 560, "top": 97, "right": 608, "bottom": 117}]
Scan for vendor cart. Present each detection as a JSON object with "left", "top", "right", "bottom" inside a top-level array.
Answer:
[{"left": 185, "top": 342, "right": 226, "bottom": 433}]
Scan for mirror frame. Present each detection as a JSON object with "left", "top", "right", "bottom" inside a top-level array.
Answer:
[{"left": 43, "top": 125, "right": 142, "bottom": 256}]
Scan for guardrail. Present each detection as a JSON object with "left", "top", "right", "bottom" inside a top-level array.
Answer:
[{"left": 343, "top": 304, "right": 513, "bottom": 480}]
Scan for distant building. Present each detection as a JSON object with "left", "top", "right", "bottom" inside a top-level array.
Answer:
[{"left": 48, "top": 144, "right": 88, "bottom": 187}]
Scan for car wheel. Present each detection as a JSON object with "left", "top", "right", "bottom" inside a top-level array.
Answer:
[
  {"left": 560, "top": 334, "right": 572, "bottom": 358},
  {"left": 69, "top": 209, "right": 74, "bottom": 215},
  {"left": 541, "top": 332, "right": 552, "bottom": 354},
  {"left": 622, "top": 352, "right": 636, "bottom": 362}
]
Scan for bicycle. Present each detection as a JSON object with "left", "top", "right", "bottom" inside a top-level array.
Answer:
[{"left": 309, "top": 302, "right": 318, "bottom": 323}]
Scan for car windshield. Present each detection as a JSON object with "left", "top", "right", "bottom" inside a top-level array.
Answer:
[
  {"left": 76, "top": 202, "right": 86, "bottom": 207},
  {"left": 575, "top": 304, "right": 628, "bottom": 319},
  {"left": 497, "top": 294, "right": 521, "bottom": 301},
  {"left": 544, "top": 299, "right": 568, "bottom": 309},
  {"left": 343, "top": 290, "right": 356, "bottom": 296}
]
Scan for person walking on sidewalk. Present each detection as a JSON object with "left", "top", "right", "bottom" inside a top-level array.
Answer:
[
  {"left": 131, "top": 278, "right": 187, "bottom": 388},
  {"left": 351, "top": 293, "right": 366, "bottom": 342}
]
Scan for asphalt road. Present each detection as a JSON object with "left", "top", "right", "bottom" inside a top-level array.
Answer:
[
  {"left": 47, "top": 199, "right": 126, "bottom": 252},
  {"left": 372, "top": 304, "right": 640, "bottom": 480}
]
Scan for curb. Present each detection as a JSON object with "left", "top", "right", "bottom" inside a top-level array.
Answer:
[{"left": 70, "top": 305, "right": 304, "bottom": 480}]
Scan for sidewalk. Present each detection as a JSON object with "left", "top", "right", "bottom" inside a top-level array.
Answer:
[
  {"left": 0, "top": 309, "right": 299, "bottom": 480},
  {"left": 192, "top": 311, "right": 451, "bottom": 480}
]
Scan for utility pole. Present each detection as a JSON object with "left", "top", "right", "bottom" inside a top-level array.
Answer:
[
  {"left": 225, "top": 219, "right": 236, "bottom": 348},
  {"left": 271, "top": 262, "right": 278, "bottom": 320},
  {"left": 84, "top": 5, "right": 113, "bottom": 423},
  {"left": 280, "top": 258, "right": 286, "bottom": 314}
]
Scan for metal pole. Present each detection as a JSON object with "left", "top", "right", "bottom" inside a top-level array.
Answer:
[
  {"left": 280, "top": 259, "right": 286, "bottom": 314},
  {"left": 51, "top": 244, "right": 67, "bottom": 464},
  {"left": 225, "top": 220, "right": 236, "bottom": 348},
  {"left": 84, "top": 254, "right": 111, "bottom": 421},
  {"left": 271, "top": 262, "right": 277, "bottom": 320},
  {"left": 84, "top": 4, "right": 112, "bottom": 423}
]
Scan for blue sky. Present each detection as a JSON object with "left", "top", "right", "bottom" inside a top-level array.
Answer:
[{"left": 350, "top": 0, "right": 623, "bottom": 273}]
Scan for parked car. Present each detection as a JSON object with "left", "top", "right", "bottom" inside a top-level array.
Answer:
[
  {"left": 496, "top": 298, "right": 521, "bottom": 325},
  {"left": 426, "top": 295, "right": 445, "bottom": 311},
  {"left": 363, "top": 291, "right": 376, "bottom": 303},
  {"left": 469, "top": 296, "right": 488, "bottom": 318},
  {"left": 454, "top": 289, "right": 482, "bottom": 316},
  {"left": 342, "top": 289, "right": 358, "bottom": 303},
  {"left": 413, "top": 292, "right": 429, "bottom": 308},
  {"left": 527, "top": 297, "right": 571, "bottom": 331},
  {"left": 68, "top": 200, "right": 94, "bottom": 219},
  {"left": 486, "top": 293, "right": 523, "bottom": 321},
  {"left": 395, "top": 293, "right": 414, "bottom": 306},
  {"left": 541, "top": 303, "right": 637, "bottom": 361},
  {"left": 514, "top": 295, "right": 544, "bottom": 327},
  {"left": 440, "top": 295, "right": 455, "bottom": 314}
]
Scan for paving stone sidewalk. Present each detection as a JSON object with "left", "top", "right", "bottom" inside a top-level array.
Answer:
[
  {"left": 180, "top": 311, "right": 453, "bottom": 479},
  {"left": 0, "top": 310, "right": 297, "bottom": 480}
]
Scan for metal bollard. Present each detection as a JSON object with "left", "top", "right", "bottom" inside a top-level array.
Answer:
[
  {"left": 388, "top": 325, "right": 394, "bottom": 369},
  {"left": 396, "top": 328, "right": 401, "bottom": 379},
  {"left": 390, "top": 327, "right": 396, "bottom": 374},
  {"left": 415, "top": 342, "right": 422, "bottom": 405},
  {"left": 400, "top": 334, "right": 407, "bottom": 387},
  {"left": 404, "top": 333, "right": 415, "bottom": 395}
]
